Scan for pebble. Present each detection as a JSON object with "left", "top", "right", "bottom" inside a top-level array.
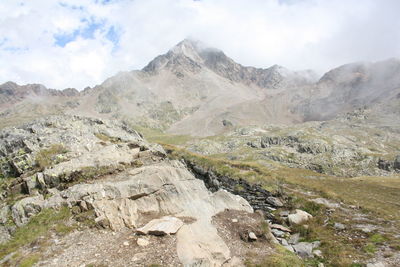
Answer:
[
  {"left": 248, "top": 232, "right": 257, "bottom": 241},
  {"left": 123, "top": 241, "right": 129, "bottom": 246}
]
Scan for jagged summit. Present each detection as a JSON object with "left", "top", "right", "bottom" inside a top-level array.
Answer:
[
  {"left": 169, "top": 39, "right": 213, "bottom": 60},
  {"left": 143, "top": 39, "right": 314, "bottom": 89}
]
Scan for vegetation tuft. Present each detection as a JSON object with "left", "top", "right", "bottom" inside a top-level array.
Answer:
[{"left": 35, "top": 144, "right": 68, "bottom": 170}]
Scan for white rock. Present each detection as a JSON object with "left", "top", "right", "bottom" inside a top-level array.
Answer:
[
  {"left": 137, "top": 238, "right": 150, "bottom": 247},
  {"left": 313, "top": 249, "right": 323, "bottom": 257},
  {"left": 311, "top": 198, "right": 340, "bottom": 209},
  {"left": 271, "top": 224, "right": 292, "bottom": 232},
  {"left": 248, "top": 232, "right": 257, "bottom": 241},
  {"left": 366, "top": 262, "right": 386, "bottom": 267},
  {"left": 288, "top": 209, "right": 313, "bottom": 225},
  {"left": 266, "top": 197, "right": 284, "bottom": 207},
  {"left": 231, "top": 219, "right": 238, "bottom": 223},
  {"left": 123, "top": 241, "right": 129, "bottom": 246},
  {"left": 136, "top": 216, "right": 184, "bottom": 236}
]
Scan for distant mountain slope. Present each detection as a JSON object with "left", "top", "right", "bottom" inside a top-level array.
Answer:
[
  {"left": 0, "top": 39, "right": 399, "bottom": 135},
  {"left": 295, "top": 58, "right": 400, "bottom": 121}
]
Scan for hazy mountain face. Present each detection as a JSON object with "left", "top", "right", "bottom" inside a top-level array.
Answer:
[{"left": 0, "top": 39, "right": 399, "bottom": 136}]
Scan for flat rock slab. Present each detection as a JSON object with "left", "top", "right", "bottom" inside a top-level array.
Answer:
[
  {"left": 270, "top": 224, "right": 292, "bottom": 232},
  {"left": 136, "top": 216, "right": 184, "bottom": 236}
]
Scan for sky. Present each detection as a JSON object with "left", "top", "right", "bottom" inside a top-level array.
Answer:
[{"left": 0, "top": 0, "right": 399, "bottom": 90}]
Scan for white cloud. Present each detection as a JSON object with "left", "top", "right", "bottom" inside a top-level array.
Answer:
[{"left": 0, "top": 0, "right": 399, "bottom": 89}]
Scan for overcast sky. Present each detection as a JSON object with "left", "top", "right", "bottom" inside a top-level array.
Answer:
[{"left": 0, "top": 0, "right": 399, "bottom": 90}]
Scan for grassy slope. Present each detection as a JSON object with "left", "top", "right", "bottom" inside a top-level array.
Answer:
[{"left": 138, "top": 128, "right": 400, "bottom": 266}]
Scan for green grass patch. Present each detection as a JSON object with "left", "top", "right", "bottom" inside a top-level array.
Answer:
[
  {"left": 369, "top": 233, "right": 386, "bottom": 244},
  {"left": 162, "top": 143, "right": 280, "bottom": 192},
  {"left": 0, "top": 207, "right": 72, "bottom": 259},
  {"left": 19, "top": 253, "right": 41, "bottom": 267},
  {"left": 133, "top": 126, "right": 193, "bottom": 145},
  {"left": 363, "top": 243, "right": 377, "bottom": 254},
  {"left": 245, "top": 245, "right": 304, "bottom": 267},
  {"left": 35, "top": 144, "right": 68, "bottom": 170}
]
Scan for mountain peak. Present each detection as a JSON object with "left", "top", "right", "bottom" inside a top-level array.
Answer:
[
  {"left": 169, "top": 39, "right": 204, "bottom": 62},
  {"left": 169, "top": 39, "right": 226, "bottom": 64}
]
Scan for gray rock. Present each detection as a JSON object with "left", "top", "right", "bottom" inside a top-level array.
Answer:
[
  {"left": 0, "top": 226, "right": 11, "bottom": 244},
  {"left": 280, "top": 238, "right": 289, "bottom": 246},
  {"left": 0, "top": 205, "right": 10, "bottom": 224},
  {"left": 271, "top": 229, "right": 286, "bottom": 238},
  {"left": 266, "top": 197, "right": 284, "bottom": 207},
  {"left": 292, "top": 242, "right": 314, "bottom": 258},
  {"left": 354, "top": 224, "right": 376, "bottom": 233},
  {"left": 394, "top": 155, "right": 400, "bottom": 170},
  {"left": 288, "top": 233, "right": 300, "bottom": 245},
  {"left": 334, "top": 223, "right": 346, "bottom": 230},
  {"left": 283, "top": 245, "right": 295, "bottom": 253},
  {"left": 11, "top": 195, "right": 44, "bottom": 226}
]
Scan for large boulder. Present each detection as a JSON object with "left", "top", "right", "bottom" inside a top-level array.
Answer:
[{"left": 288, "top": 209, "right": 313, "bottom": 225}]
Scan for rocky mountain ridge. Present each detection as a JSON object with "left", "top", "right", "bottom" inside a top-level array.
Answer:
[{"left": 1, "top": 39, "right": 400, "bottom": 136}]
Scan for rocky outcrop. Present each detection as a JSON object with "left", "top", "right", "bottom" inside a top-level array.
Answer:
[
  {"left": 0, "top": 115, "right": 259, "bottom": 266},
  {"left": 377, "top": 155, "right": 400, "bottom": 172},
  {"left": 183, "top": 159, "right": 283, "bottom": 214}
]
